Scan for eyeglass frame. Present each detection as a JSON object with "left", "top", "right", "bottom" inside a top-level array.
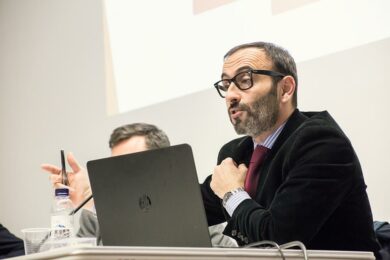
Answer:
[{"left": 213, "top": 69, "right": 286, "bottom": 98}]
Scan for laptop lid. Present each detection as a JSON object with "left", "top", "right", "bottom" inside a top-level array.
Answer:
[{"left": 86, "top": 144, "right": 211, "bottom": 247}]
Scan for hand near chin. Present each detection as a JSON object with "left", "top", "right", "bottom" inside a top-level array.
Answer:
[{"left": 210, "top": 157, "right": 247, "bottom": 199}]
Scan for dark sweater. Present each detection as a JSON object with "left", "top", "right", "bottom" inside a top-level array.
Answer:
[{"left": 0, "top": 224, "right": 24, "bottom": 259}]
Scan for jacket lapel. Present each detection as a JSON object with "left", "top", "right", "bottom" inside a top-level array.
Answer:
[
  {"left": 267, "top": 109, "right": 308, "bottom": 159},
  {"left": 253, "top": 109, "right": 308, "bottom": 200}
]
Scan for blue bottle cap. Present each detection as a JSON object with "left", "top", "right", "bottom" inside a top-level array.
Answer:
[{"left": 55, "top": 188, "right": 69, "bottom": 197}]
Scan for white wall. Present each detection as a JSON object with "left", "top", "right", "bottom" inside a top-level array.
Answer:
[
  {"left": 0, "top": 0, "right": 389, "bottom": 238},
  {"left": 0, "top": 0, "right": 108, "bottom": 235}
]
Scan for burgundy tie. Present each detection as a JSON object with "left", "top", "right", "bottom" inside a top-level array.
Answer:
[{"left": 244, "top": 145, "right": 270, "bottom": 198}]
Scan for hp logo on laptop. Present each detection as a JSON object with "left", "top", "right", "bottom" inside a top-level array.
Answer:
[{"left": 138, "top": 194, "right": 152, "bottom": 211}]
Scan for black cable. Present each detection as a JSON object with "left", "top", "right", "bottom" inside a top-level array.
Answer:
[{"left": 69, "top": 194, "right": 93, "bottom": 216}]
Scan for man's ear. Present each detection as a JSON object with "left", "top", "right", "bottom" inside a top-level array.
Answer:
[{"left": 279, "top": 76, "right": 295, "bottom": 104}]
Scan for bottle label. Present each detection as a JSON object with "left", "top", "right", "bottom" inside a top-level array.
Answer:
[{"left": 51, "top": 215, "right": 73, "bottom": 239}]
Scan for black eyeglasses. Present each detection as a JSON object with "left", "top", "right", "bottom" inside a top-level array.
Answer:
[{"left": 214, "top": 69, "right": 286, "bottom": 98}]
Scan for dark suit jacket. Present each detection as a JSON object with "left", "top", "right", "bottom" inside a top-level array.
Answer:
[
  {"left": 0, "top": 224, "right": 24, "bottom": 259},
  {"left": 201, "top": 109, "right": 380, "bottom": 254}
]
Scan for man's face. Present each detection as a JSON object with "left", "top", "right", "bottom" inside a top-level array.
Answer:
[
  {"left": 111, "top": 135, "right": 148, "bottom": 156},
  {"left": 222, "top": 48, "right": 280, "bottom": 138}
]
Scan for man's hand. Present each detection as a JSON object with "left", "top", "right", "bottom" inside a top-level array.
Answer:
[
  {"left": 41, "top": 152, "right": 93, "bottom": 210},
  {"left": 210, "top": 157, "right": 247, "bottom": 199}
]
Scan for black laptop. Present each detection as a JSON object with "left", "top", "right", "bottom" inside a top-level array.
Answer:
[{"left": 86, "top": 144, "right": 211, "bottom": 247}]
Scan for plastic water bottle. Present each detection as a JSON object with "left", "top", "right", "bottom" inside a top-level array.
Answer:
[{"left": 51, "top": 188, "right": 74, "bottom": 239}]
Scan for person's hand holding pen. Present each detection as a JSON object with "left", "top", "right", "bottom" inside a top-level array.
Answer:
[{"left": 41, "top": 152, "right": 94, "bottom": 211}]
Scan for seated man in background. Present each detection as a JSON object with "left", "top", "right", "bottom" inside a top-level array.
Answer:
[
  {"left": 0, "top": 223, "right": 24, "bottom": 259},
  {"left": 42, "top": 123, "right": 236, "bottom": 247}
]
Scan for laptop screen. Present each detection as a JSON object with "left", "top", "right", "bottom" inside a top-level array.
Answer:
[{"left": 87, "top": 144, "right": 211, "bottom": 247}]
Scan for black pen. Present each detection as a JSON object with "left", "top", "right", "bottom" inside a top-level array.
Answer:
[{"left": 61, "top": 150, "right": 69, "bottom": 186}]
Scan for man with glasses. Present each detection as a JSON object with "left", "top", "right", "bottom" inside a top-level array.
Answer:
[{"left": 200, "top": 42, "right": 380, "bottom": 256}]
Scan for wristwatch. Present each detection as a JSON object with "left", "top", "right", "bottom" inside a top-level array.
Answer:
[{"left": 222, "top": 187, "right": 245, "bottom": 207}]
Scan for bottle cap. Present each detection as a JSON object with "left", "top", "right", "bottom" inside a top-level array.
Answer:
[{"left": 55, "top": 188, "right": 69, "bottom": 197}]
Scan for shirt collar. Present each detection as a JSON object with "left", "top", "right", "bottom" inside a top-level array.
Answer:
[{"left": 253, "top": 122, "right": 286, "bottom": 149}]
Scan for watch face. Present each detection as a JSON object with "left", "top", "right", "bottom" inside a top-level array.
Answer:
[
  {"left": 222, "top": 187, "right": 245, "bottom": 207},
  {"left": 222, "top": 191, "right": 233, "bottom": 207}
]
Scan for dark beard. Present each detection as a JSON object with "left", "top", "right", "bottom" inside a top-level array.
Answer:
[{"left": 230, "top": 86, "right": 279, "bottom": 137}]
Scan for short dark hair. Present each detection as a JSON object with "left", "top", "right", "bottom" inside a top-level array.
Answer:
[
  {"left": 224, "top": 42, "right": 298, "bottom": 107},
  {"left": 109, "top": 123, "right": 170, "bottom": 150}
]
